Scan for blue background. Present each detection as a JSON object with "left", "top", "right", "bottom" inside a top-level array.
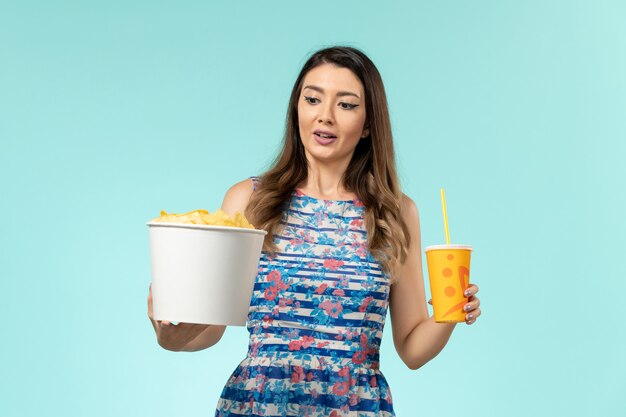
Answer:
[{"left": 1, "top": 1, "right": 624, "bottom": 416}]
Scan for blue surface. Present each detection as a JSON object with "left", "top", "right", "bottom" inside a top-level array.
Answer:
[{"left": 1, "top": 1, "right": 624, "bottom": 416}]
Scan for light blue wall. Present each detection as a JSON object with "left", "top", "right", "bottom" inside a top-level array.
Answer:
[{"left": 1, "top": 1, "right": 624, "bottom": 416}]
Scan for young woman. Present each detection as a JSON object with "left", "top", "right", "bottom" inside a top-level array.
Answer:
[{"left": 148, "top": 46, "right": 481, "bottom": 416}]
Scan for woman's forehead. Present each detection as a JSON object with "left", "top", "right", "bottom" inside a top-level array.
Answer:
[{"left": 301, "top": 64, "right": 364, "bottom": 96}]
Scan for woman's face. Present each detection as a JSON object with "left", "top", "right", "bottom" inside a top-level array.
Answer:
[{"left": 297, "top": 63, "right": 369, "bottom": 166}]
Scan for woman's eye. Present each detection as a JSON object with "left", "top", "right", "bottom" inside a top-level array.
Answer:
[
  {"left": 339, "top": 102, "right": 359, "bottom": 110},
  {"left": 303, "top": 96, "right": 320, "bottom": 104}
]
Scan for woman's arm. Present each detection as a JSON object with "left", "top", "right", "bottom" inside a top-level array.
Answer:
[
  {"left": 147, "top": 178, "right": 256, "bottom": 352},
  {"left": 389, "top": 196, "right": 481, "bottom": 369}
]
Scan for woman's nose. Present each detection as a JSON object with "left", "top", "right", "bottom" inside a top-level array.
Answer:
[{"left": 317, "top": 102, "right": 335, "bottom": 125}]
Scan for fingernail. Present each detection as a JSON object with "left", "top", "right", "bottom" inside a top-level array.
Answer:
[
  {"left": 464, "top": 304, "right": 471, "bottom": 311},
  {"left": 467, "top": 314, "right": 474, "bottom": 320},
  {"left": 464, "top": 290, "right": 471, "bottom": 297}
]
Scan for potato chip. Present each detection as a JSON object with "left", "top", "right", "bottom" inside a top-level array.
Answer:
[{"left": 151, "top": 209, "right": 255, "bottom": 229}]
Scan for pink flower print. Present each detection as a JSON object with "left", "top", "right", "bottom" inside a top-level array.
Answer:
[
  {"left": 311, "top": 388, "right": 319, "bottom": 399},
  {"left": 334, "top": 334, "right": 344, "bottom": 341},
  {"left": 354, "top": 242, "right": 367, "bottom": 257},
  {"left": 264, "top": 286, "right": 278, "bottom": 301},
  {"left": 306, "top": 371, "right": 314, "bottom": 382},
  {"left": 291, "top": 366, "right": 305, "bottom": 383},
  {"left": 359, "top": 333, "right": 369, "bottom": 348},
  {"left": 358, "top": 296, "right": 373, "bottom": 313},
  {"left": 332, "top": 380, "right": 350, "bottom": 396},
  {"left": 324, "top": 258, "right": 345, "bottom": 271},
  {"left": 349, "top": 394, "right": 359, "bottom": 406},
  {"left": 316, "top": 341, "right": 330, "bottom": 348},
  {"left": 319, "top": 300, "right": 343, "bottom": 318},
  {"left": 288, "top": 340, "right": 302, "bottom": 351},
  {"left": 264, "top": 270, "right": 290, "bottom": 301},
  {"left": 278, "top": 297, "right": 294, "bottom": 307},
  {"left": 350, "top": 218, "right": 363, "bottom": 227},
  {"left": 339, "top": 276, "right": 349, "bottom": 287},
  {"left": 351, "top": 350, "right": 367, "bottom": 365},
  {"left": 301, "top": 405, "right": 314, "bottom": 417},
  {"left": 301, "top": 335, "right": 315, "bottom": 348},
  {"left": 267, "top": 270, "right": 281, "bottom": 283},
  {"left": 370, "top": 375, "right": 378, "bottom": 388},
  {"left": 332, "top": 289, "right": 345, "bottom": 296},
  {"left": 255, "top": 374, "right": 267, "bottom": 392},
  {"left": 354, "top": 199, "right": 365, "bottom": 207},
  {"left": 338, "top": 367, "right": 350, "bottom": 377},
  {"left": 289, "top": 238, "right": 304, "bottom": 246},
  {"left": 386, "top": 389, "right": 393, "bottom": 404},
  {"left": 329, "top": 411, "right": 340, "bottom": 417},
  {"left": 249, "top": 342, "right": 260, "bottom": 357},
  {"left": 315, "top": 283, "right": 328, "bottom": 295}
]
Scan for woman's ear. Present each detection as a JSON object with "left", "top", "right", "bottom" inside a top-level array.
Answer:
[{"left": 361, "top": 127, "right": 370, "bottom": 138}]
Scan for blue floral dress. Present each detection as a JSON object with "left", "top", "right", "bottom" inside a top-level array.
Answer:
[{"left": 214, "top": 184, "right": 395, "bottom": 417}]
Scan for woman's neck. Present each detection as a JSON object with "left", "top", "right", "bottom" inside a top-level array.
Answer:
[{"left": 299, "top": 158, "right": 356, "bottom": 200}]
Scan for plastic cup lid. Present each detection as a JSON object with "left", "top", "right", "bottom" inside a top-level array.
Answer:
[{"left": 424, "top": 244, "right": 473, "bottom": 252}]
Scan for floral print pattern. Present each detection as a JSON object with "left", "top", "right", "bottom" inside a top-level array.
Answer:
[{"left": 215, "top": 185, "right": 395, "bottom": 416}]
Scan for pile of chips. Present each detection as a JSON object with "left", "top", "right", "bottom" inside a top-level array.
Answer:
[{"left": 151, "top": 209, "right": 255, "bottom": 229}]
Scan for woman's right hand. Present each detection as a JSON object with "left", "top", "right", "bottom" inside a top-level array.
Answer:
[{"left": 147, "top": 284, "right": 211, "bottom": 351}]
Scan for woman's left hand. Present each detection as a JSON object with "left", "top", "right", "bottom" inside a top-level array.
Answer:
[
  {"left": 427, "top": 283, "right": 481, "bottom": 325},
  {"left": 462, "top": 284, "right": 481, "bottom": 325}
]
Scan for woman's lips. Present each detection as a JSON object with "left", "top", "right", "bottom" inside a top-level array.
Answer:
[{"left": 313, "top": 132, "right": 337, "bottom": 145}]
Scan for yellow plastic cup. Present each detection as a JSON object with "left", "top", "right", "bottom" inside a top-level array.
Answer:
[{"left": 425, "top": 244, "right": 473, "bottom": 323}]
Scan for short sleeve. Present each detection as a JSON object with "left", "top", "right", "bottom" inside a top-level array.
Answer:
[{"left": 249, "top": 176, "right": 261, "bottom": 192}]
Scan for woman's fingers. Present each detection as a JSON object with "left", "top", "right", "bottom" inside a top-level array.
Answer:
[
  {"left": 464, "top": 294, "right": 481, "bottom": 324},
  {"left": 147, "top": 285, "right": 154, "bottom": 320},
  {"left": 465, "top": 307, "right": 481, "bottom": 324},
  {"left": 462, "top": 283, "right": 481, "bottom": 325},
  {"left": 464, "top": 284, "right": 479, "bottom": 297},
  {"left": 157, "top": 322, "right": 210, "bottom": 351},
  {"left": 148, "top": 283, "right": 208, "bottom": 349},
  {"left": 463, "top": 296, "right": 480, "bottom": 312}
]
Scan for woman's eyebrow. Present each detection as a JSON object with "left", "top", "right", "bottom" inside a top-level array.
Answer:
[{"left": 303, "top": 85, "right": 361, "bottom": 99}]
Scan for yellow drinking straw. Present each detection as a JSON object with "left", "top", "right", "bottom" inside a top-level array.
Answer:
[{"left": 440, "top": 188, "right": 450, "bottom": 244}]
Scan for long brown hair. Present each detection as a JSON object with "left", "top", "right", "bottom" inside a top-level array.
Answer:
[{"left": 246, "top": 46, "right": 410, "bottom": 281}]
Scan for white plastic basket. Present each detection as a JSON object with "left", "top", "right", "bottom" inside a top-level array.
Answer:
[{"left": 147, "top": 222, "right": 266, "bottom": 326}]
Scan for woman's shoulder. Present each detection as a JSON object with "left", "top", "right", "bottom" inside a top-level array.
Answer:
[
  {"left": 400, "top": 193, "right": 420, "bottom": 224},
  {"left": 220, "top": 177, "right": 258, "bottom": 216}
]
